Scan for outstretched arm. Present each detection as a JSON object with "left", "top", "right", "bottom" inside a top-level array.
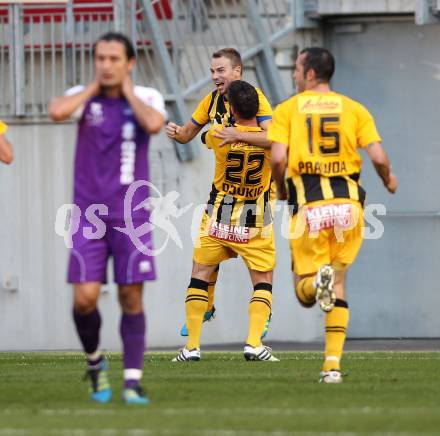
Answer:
[
  {"left": 365, "top": 142, "right": 397, "bottom": 193},
  {"left": 165, "top": 120, "right": 202, "bottom": 144}
]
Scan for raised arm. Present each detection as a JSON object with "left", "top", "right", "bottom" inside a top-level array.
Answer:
[
  {"left": 365, "top": 142, "right": 397, "bottom": 193},
  {"left": 165, "top": 120, "right": 202, "bottom": 144},
  {"left": 48, "top": 81, "right": 99, "bottom": 121},
  {"left": 122, "top": 77, "right": 165, "bottom": 134},
  {"left": 0, "top": 134, "right": 13, "bottom": 164}
]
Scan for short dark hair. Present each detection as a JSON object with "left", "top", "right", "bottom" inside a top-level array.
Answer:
[
  {"left": 212, "top": 48, "right": 243, "bottom": 74},
  {"left": 228, "top": 80, "right": 259, "bottom": 120},
  {"left": 93, "top": 32, "right": 136, "bottom": 60},
  {"left": 300, "top": 47, "right": 335, "bottom": 83}
]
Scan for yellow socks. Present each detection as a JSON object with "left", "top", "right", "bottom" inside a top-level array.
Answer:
[
  {"left": 246, "top": 283, "right": 272, "bottom": 347},
  {"left": 323, "top": 299, "right": 349, "bottom": 372},
  {"left": 207, "top": 266, "right": 219, "bottom": 312},
  {"left": 185, "top": 278, "right": 209, "bottom": 350},
  {"left": 295, "top": 276, "right": 316, "bottom": 307}
]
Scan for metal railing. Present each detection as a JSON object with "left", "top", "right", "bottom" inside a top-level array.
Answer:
[
  {"left": 141, "top": 0, "right": 292, "bottom": 101},
  {"left": 0, "top": 6, "right": 11, "bottom": 114},
  {"left": 0, "top": 0, "right": 294, "bottom": 160}
]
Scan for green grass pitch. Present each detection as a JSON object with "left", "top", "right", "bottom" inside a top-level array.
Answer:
[{"left": 0, "top": 352, "right": 440, "bottom": 435}]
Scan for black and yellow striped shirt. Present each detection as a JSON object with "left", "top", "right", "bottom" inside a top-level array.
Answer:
[
  {"left": 191, "top": 87, "right": 273, "bottom": 128},
  {"left": 268, "top": 91, "right": 381, "bottom": 214},
  {"left": 204, "top": 124, "right": 273, "bottom": 228},
  {"left": 287, "top": 173, "right": 366, "bottom": 215}
]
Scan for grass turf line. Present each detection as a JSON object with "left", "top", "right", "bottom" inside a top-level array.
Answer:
[{"left": 0, "top": 352, "right": 439, "bottom": 435}]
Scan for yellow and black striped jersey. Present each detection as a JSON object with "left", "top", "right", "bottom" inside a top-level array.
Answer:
[
  {"left": 204, "top": 124, "right": 273, "bottom": 228},
  {"left": 191, "top": 87, "right": 272, "bottom": 128},
  {"left": 268, "top": 90, "right": 381, "bottom": 214},
  {"left": 0, "top": 120, "right": 7, "bottom": 135}
]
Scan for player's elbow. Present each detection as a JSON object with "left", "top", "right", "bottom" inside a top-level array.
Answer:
[
  {"left": 371, "top": 154, "right": 389, "bottom": 169},
  {"left": 367, "top": 142, "right": 389, "bottom": 167},
  {"left": 270, "top": 142, "right": 288, "bottom": 169},
  {"left": 270, "top": 155, "right": 286, "bottom": 170},
  {"left": 1, "top": 151, "right": 13, "bottom": 164},
  {"left": 146, "top": 116, "right": 165, "bottom": 135},
  {"left": 0, "top": 139, "right": 13, "bottom": 164},
  {"left": 48, "top": 109, "right": 64, "bottom": 122},
  {"left": 148, "top": 123, "right": 163, "bottom": 135},
  {"left": 48, "top": 101, "right": 67, "bottom": 121}
]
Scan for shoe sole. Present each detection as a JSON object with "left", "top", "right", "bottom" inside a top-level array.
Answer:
[
  {"left": 171, "top": 356, "right": 201, "bottom": 362},
  {"left": 243, "top": 352, "right": 279, "bottom": 362},
  {"left": 316, "top": 266, "right": 336, "bottom": 312},
  {"left": 244, "top": 352, "right": 255, "bottom": 361},
  {"left": 122, "top": 395, "right": 151, "bottom": 405},
  {"left": 320, "top": 376, "right": 343, "bottom": 384},
  {"left": 91, "top": 388, "right": 112, "bottom": 403},
  {"left": 319, "top": 370, "right": 343, "bottom": 383}
]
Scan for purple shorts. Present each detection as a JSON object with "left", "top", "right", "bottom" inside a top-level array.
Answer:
[{"left": 68, "top": 219, "right": 156, "bottom": 284}]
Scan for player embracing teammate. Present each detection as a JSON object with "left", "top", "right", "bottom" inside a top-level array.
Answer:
[
  {"left": 172, "top": 80, "right": 278, "bottom": 362},
  {"left": 170, "top": 46, "right": 397, "bottom": 381},
  {"left": 166, "top": 48, "right": 274, "bottom": 340},
  {"left": 44, "top": 34, "right": 398, "bottom": 404}
]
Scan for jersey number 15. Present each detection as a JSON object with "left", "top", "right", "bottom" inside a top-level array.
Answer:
[{"left": 306, "top": 115, "right": 340, "bottom": 155}]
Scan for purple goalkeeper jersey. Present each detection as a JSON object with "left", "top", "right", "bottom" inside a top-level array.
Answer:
[{"left": 71, "top": 86, "right": 165, "bottom": 221}]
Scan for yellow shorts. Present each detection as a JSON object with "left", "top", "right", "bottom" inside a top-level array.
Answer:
[
  {"left": 288, "top": 199, "right": 364, "bottom": 276},
  {"left": 193, "top": 214, "right": 276, "bottom": 272}
]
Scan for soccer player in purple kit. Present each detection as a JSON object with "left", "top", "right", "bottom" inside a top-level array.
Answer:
[{"left": 49, "top": 32, "right": 166, "bottom": 405}]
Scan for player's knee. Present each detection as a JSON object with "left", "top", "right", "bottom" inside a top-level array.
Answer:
[
  {"left": 250, "top": 269, "right": 273, "bottom": 286},
  {"left": 119, "top": 290, "right": 143, "bottom": 314},
  {"left": 74, "top": 293, "right": 98, "bottom": 314},
  {"left": 191, "top": 262, "right": 216, "bottom": 282},
  {"left": 294, "top": 275, "right": 316, "bottom": 309},
  {"left": 294, "top": 289, "right": 316, "bottom": 309}
]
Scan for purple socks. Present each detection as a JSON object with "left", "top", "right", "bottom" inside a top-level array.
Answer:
[
  {"left": 73, "top": 308, "right": 103, "bottom": 366},
  {"left": 120, "top": 312, "right": 146, "bottom": 388},
  {"left": 73, "top": 308, "right": 146, "bottom": 387}
]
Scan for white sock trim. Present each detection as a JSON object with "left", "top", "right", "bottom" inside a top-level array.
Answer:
[
  {"left": 325, "top": 356, "right": 340, "bottom": 362},
  {"left": 124, "top": 369, "right": 143, "bottom": 380},
  {"left": 86, "top": 350, "right": 102, "bottom": 362}
]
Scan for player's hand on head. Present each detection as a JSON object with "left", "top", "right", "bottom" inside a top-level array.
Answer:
[
  {"left": 166, "top": 122, "right": 181, "bottom": 139},
  {"left": 213, "top": 126, "right": 239, "bottom": 146},
  {"left": 87, "top": 79, "right": 101, "bottom": 96},
  {"left": 386, "top": 172, "right": 397, "bottom": 194}
]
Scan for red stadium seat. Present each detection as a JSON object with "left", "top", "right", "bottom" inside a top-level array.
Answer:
[
  {"left": 0, "top": 1, "right": 173, "bottom": 50},
  {"left": 1, "top": 0, "right": 172, "bottom": 23}
]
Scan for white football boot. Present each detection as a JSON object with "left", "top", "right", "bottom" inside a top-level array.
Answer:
[
  {"left": 172, "top": 347, "right": 201, "bottom": 362},
  {"left": 319, "top": 370, "right": 343, "bottom": 384},
  {"left": 243, "top": 344, "right": 280, "bottom": 362}
]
